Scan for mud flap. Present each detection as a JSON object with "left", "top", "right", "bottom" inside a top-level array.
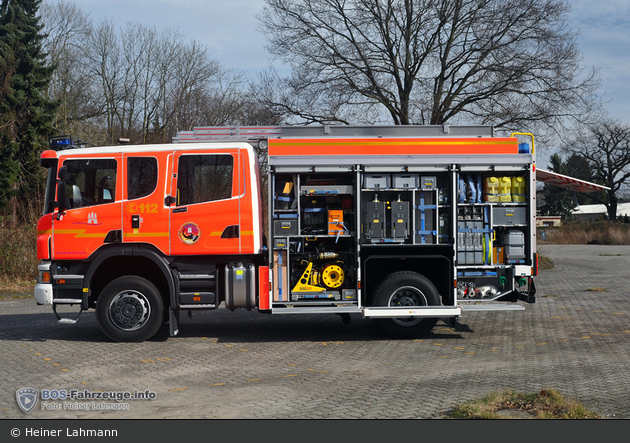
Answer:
[
  {"left": 519, "top": 278, "right": 536, "bottom": 304},
  {"left": 169, "top": 308, "right": 179, "bottom": 336}
]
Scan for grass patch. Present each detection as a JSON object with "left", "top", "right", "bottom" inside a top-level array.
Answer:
[
  {"left": 0, "top": 276, "right": 35, "bottom": 299},
  {"left": 0, "top": 220, "right": 39, "bottom": 299},
  {"left": 537, "top": 253, "right": 554, "bottom": 270},
  {"left": 539, "top": 220, "right": 630, "bottom": 245},
  {"left": 0, "top": 224, "right": 38, "bottom": 282},
  {"left": 447, "top": 388, "right": 600, "bottom": 419}
]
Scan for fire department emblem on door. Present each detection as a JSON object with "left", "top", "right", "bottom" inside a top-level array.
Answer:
[{"left": 178, "top": 222, "right": 201, "bottom": 245}]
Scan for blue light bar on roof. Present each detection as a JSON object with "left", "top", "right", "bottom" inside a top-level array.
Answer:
[
  {"left": 48, "top": 135, "right": 94, "bottom": 151},
  {"left": 48, "top": 136, "right": 75, "bottom": 150}
]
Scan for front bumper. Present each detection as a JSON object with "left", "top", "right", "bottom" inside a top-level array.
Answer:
[
  {"left": 34, "top": 283, "right": 53, "bottom": 305},
  {"left": 34, "top": 262, "right": 52, "bottom": 305}
]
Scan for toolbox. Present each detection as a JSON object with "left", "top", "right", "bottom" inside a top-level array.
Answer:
[
  {"left": 393, "top": 173, "right": 419, "bottom": 189},
  {"left": 364, "top": 174, "right": 391, "bottom": 189},
  {"left": 328, "top": 210, "right": 346, "bottom": 235},
  {"left": 493, "top": 206, "right": 527, "bottom": 225},
  {"left": 274, "top": 219, "right": 298, "bottom": 236}
]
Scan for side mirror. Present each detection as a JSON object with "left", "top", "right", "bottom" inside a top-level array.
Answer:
[
  {"left": 56, "top": 165, "right": 69, "bottom": 214},
  {"left": 58, "top": 165, "right": 67, "bottom": 180},
  {"left": 57, "top": 181, "right": 68, "bottom": 213}
]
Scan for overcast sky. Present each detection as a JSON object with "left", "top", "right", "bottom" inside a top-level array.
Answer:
[{"left": 44, "top": 0, "right": 629, "bottom": 124}]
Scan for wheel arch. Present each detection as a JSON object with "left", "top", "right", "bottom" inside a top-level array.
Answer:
[
  {"left": 371, "top": 270, "right": 441, "bottom": 338},
  {"left": 363, "top": 252, "right": 453, "bottom": 306},
  {"left": 85, "top": 246, "right": 175, "bottom": 310}
]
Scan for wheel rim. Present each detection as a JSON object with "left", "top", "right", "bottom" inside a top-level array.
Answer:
[
  {"left": 387, "top": 285, "right": 428, "bottom": 327},
  {"left": 108, "top": 290, "right": 151, "bottom": 331}
]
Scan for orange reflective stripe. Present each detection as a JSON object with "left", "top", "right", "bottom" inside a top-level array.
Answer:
[
  {"left": 123, "top": 232, "right": 170, "bottom": 238},
  {"left": 269, "top": 138, "right": 518, "bottom": 156},
  {"left": 53, "top": 229, "right": 107, "bottom": 238}
]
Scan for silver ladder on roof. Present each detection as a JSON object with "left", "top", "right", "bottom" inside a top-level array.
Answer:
[{"left": 174, "top": 125, "right": 496, "bottom": 143}]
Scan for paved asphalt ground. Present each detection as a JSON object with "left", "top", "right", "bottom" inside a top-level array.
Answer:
[{"left": 1, "top": 244, "right": 629, "bottom": 420}]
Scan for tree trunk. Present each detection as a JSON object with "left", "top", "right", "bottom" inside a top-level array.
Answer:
[{"left": 607, "top": 191, "right": 617, "bottom": 221}]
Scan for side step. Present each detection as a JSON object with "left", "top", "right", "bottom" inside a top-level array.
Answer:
[
  {"left": 52, "top": 302, "right": 83, "bottom": 324},
  {"left": 362, "top": 306, "right": 462, "bottom": 318},
  {"left": 460, "top": 303, "right": 525, "bottom": 312}
]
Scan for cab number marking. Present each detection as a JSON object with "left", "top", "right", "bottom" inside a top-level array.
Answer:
[{"left": 127, "top": 203, "right": 158, "bottom": 213}]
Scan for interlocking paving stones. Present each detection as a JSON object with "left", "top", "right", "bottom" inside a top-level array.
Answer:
[{"left": 1, "top": 244, "right": 628, "bottom": 419}]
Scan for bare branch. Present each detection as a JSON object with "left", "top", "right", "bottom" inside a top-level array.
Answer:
[{"left": 259, "top": 0, "right": 600, "bottom": 129}]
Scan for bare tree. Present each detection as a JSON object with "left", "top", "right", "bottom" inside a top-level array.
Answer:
[
  {"left": 82, "top": 20, "right": 223, "bottom": 144},
  {"left": 41, "top": 0, "right": 100, "bottom": 134},
  {"left": 41, "top": 2, "right": 270, "bottom": 145},
  {"left": 259, "top": 0, "right": 600, "bottom": 129},
  {"left": 562, "top": 118, "right": 630, "bottom": 221},
  {"left": 152, "top": 36, "right": 223, "bottom": 140},
  {"left": 84, "top": 18, "right": 123, "bottom": 144}
]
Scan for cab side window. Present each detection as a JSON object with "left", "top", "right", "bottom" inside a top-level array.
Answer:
[
  {"left": 62, "top": 159, "right": 117, "bottom": 208},
  {"left": 127, "top": 157, "right": 158, "bottom": 200},
  {"left": 177, "top": 154, "right": 233, "bottom": 206}
]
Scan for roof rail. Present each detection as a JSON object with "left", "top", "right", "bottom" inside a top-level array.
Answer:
[
  {"left": 175, "top": 126, "right": 283, "bottom": 143},
  {"left": 174, "top": 125, "right": 496, "bottom": 143}
]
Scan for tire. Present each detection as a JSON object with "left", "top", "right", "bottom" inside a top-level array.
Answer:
[
  {"left": 373, "top": 271, "right": 440, "bottom": 339},
  {"left": 96, "top": 276, "right": 164, "bottom": 342}
]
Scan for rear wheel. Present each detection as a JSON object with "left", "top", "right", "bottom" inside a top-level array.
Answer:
[
  {"left": 373, "top": 271, "right": 440, "bottom": 338},
  {"left": 96, "top": 276, "right": 164, "bottom": 342}
]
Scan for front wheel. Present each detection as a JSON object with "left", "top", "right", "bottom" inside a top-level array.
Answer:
[
  {"left": 96, "top": 276, "right": 164, "bottom": 342},
  {"left": 373, "top": 271, "right": 440, "bottom": 339}
]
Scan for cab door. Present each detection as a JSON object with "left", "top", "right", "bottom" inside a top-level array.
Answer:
[
  {"left": 121, "top": 152, "right": 171, "bottom": 254},
  {"left": 52, "top": 155, "right": 122, "bottom": 260},
  {"left": 169, "top": 148, "right": 243, "bottom": 256}
]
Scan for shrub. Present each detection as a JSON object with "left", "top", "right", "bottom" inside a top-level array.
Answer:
[
  {"left": 538, "top": 220, "right": 630, "bottom": 245},
  {"left": 0, "top": 220, "right": 38, "bottom": 282}
]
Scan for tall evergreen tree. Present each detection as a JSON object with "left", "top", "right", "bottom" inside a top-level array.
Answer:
[
  {"left": 538, "top": 153, "right": 578, "bottom": 220},
  {"left": 564, "top": 153, "right": 599, "bottom": 206},
  {"left": 0, "top": 0, "right": 58, "bottom": 220}
]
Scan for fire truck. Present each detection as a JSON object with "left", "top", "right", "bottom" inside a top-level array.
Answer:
[{"left": 33, "top": 125, "right": 601, "bottom": 342}]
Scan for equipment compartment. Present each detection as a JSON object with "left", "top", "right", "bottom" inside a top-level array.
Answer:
[
  {"left": 360, "top": 171, "right": 450, "bottom": 246},
  {"left": 456, "top": 268, "right": 514, "bottom": 301},
  {"left": 271, "top": 170, "right": 359, "bottom": 307},
  {"left": 287, "top": 237, "right": 357, "bottom": 303},
  {"left": 299, "top": 174, "right": 355, "bottom": 237}
]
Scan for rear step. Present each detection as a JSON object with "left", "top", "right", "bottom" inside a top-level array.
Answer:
[{"left": 460, "top": 303, "right": 525, "bottom": 311}]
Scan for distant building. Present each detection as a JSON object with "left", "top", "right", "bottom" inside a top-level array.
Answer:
[
  {"left": 571, "top": 203, "right": 630, "bottom": 221},
  {"left": 536, "top": 215, "right": 562, "bottom": 227}
]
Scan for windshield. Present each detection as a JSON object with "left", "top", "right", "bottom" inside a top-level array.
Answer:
[{"left": 42, "top": 160, "right": 58, "bottom": 215}]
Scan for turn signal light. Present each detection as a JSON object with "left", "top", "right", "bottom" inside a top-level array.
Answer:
[{"left": 41, "top": 272, "right": 51, "bottom": 283}]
